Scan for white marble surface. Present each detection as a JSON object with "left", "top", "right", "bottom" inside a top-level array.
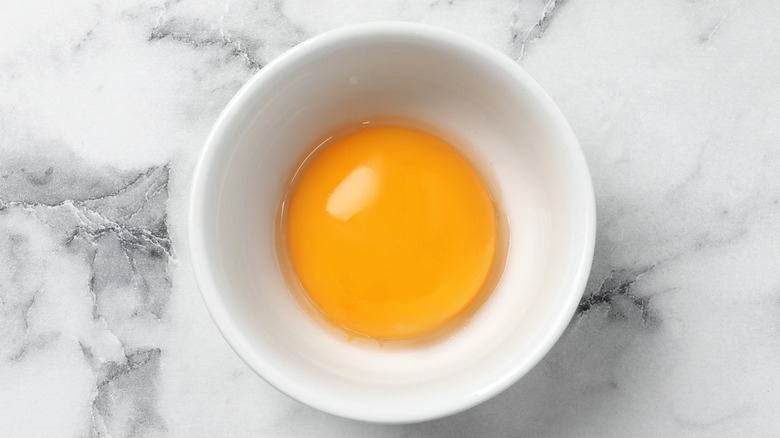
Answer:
[{"left": 1, "top": 0, "right": 779, "bottom": 436}]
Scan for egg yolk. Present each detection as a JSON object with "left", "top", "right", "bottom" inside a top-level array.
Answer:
[{"left": 285, "top": 126, "right": 497, "bottom": 339}]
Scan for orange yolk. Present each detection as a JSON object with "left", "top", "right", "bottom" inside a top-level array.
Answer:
[{"left": 285, "top": 126, "right": 497, "bottom": 339}]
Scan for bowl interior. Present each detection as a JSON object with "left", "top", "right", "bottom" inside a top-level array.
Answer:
[{"left": 190, "top": 23, "right": 594, "bottom": 423}]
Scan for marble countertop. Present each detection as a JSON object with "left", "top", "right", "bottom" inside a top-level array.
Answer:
[{"left": 2, "top": 0, "right": 779, "bottom": 436}]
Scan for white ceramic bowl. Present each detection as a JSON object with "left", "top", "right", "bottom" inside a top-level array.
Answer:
[{"left": 189, "top": 22, "right": 595, "bottom": 423}]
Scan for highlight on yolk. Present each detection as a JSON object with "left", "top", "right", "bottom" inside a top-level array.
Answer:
[{"left": 284, "top": 126, "right": 497, "bottom": 339}]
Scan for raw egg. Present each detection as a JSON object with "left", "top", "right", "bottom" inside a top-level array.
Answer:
[{"left": 284, "top": 126, "right": 497, "bottom": 339}]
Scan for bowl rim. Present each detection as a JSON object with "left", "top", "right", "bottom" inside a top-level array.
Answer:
[{"left": 189, "top": 21, "right": 596, "bottom": 424}]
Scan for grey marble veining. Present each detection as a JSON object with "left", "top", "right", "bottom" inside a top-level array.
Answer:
[
  {"left": 0, "top": 149, "right": 170, "bottom": 436},
  {"left": 1, "top": 0, "right": 780, "bottom": 436}
]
